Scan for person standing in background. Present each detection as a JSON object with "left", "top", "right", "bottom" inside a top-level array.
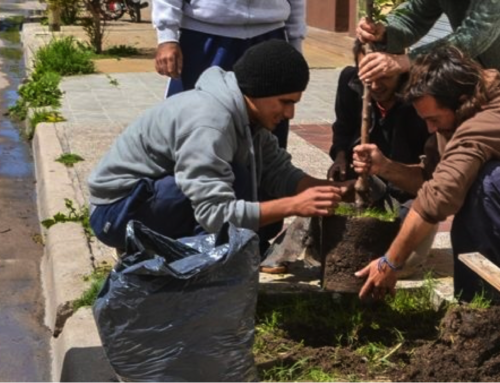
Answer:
[{"left": 152, "top": 0, "right": 306, "bottom": 256}]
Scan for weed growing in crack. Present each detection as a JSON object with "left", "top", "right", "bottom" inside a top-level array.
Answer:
[
  {"left": 41, "top": 198, "right": 93, "bottom": 239},
  {"left": 73, "top": 264, "right": 112, "bottom": 310},
  {"left": 55, "top": 152, "right": 85, "bottom": 167},
  {"left": 28, "top": 109, "right": 66, "bottom": 139},
  {"left": 106, "top": 74, "right": 119, "bottom": 86}
]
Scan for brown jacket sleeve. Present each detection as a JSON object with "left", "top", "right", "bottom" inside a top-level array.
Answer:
[{"left": 413, "top": 96, "right": 500, "bottom": 223}]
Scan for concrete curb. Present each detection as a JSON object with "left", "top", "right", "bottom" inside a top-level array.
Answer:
[{"left": 33, "top": 123, "right": 112, "bottom": 381}]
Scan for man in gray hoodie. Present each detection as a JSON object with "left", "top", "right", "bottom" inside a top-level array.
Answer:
[{"left": 88, "top": 40, "right": 347, "bottom": 250}]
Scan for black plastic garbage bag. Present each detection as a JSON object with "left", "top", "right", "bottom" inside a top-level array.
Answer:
[{"left": 93, "top": 220, "right": 260, "bottom": 382}]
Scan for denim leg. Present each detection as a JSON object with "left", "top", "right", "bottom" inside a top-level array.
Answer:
[
  {"left": 90, "top": 176, "right": 197, "bottom": 249},
  {"left": 451, "top": 161, "right": 500, "bottom": 302}
]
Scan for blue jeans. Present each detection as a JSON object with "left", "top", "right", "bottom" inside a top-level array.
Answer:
[
  {"left": 90, "top": 177, "right": 199, "bottom": 249},
  {"left": 451, "top": 161, "right": 500, "bottom": 302},
  {"left": 90, "top": 164, "right": 278, "bottom": 251}
]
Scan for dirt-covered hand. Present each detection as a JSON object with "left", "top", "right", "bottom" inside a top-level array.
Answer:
[
  {"left": 356, "top": 17, "right": 386, "bottom": 44},
  {"left": 355, "top": 258, "right": 398, "bottom": 300},
  {"left": 155, "top": 42, "right": 183, "bottom": 78},
  {"left": 291, "top": 186, "right": 342, "bottom": 217},
  {"left": 352, "top": 144, "right": 388, "bottom": 175},
  {"left": 358, "top": 52, "right": 410, "bottom": 82}
]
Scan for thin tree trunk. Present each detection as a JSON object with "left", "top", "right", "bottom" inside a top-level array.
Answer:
[{"left": 354, "top": 0, "right": 374, "bottom": 210}]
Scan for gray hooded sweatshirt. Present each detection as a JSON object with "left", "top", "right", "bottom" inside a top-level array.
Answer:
[{"left": 88, "top": 67, "right": 305, "bottom": 233}]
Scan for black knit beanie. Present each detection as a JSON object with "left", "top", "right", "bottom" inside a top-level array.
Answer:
[{"left": 234, "top": 39, "right": 310, "bottom": 98}]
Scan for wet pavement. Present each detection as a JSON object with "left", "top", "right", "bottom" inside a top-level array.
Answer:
[{"left": 0, "top": 8, "right": 51, "bottom": 382}]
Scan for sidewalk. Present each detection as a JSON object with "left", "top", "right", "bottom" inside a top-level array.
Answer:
[{"left": 22, "top": 21, "right": 454, "bottom": 381}]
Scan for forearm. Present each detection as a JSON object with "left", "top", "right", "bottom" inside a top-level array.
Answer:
[
  {"left": 259, "top": 197, "right": 295, "bottom": 227},
  {"left": 385, "top": 208, "right": 436, "bottom": 268},
  {"left": 378, "top": 159, "right": 424, "bottom": 196},
  {"left": 409, "top": 0, "right": 500, "bottom": 61}
]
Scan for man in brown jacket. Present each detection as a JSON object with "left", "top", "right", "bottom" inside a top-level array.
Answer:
[{"left": 352, "top": 44, "right": 500, "bottom": 302}]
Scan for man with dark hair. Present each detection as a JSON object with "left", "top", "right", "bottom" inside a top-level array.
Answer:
[
  {"left": 328, "top": 39, "right": 429, "bottom": 200},
  {"left": 354, "top": 44, "right": 500, "bottom": 301},
  {"left": 328, "top": 40, "right": 432, "bottom": 278},
  {"left": 88, "top": 40, "right": 347, "bottom": 251}
]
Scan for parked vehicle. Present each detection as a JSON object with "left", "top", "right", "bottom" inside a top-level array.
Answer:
[{"left": 99, "top": 0, "right": 148, "bottom": 22}]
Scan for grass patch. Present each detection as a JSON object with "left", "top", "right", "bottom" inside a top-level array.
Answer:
[
  {"left": 105, "top": 44, "right": 140, "bottom": 57},
  {"left": 41, "top": 198, "right": 93, "bottom": 239},
  {"left": 34, "top": 36, "right": 95, "bottom": 76},
  {"left": 55, "top": 152, "right": 85, "bottom": 167},
  {"left": 334, "top": 202, "right": 399, "bottom": 222},
  {"left": 72, "top": 265, "right": 112, "bottom": 310},
  {"left": 255, "top": 278, "right": 446, "bottom": 380},
  {"left": 0, "top": 46, "right": 22, "bottom": 61}
]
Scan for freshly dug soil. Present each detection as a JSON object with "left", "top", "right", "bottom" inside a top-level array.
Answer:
[
  {"left": 400, "top": 305, "right": 500, "bottom": 382},
  {"left": 255, "top": 295, "right": 500, "bottom": 382},
  {"left": 321, "top": 214, "right": 400, "bottom": 292}
]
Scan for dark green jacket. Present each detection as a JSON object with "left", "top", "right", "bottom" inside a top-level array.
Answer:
[{"left": 386, "top": 0, "right": 500, "bottom": 70}]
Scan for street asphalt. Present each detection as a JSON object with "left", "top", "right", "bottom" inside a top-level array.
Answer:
[{"left": 21, "top": 21, "right": 454, "bottom": 381}]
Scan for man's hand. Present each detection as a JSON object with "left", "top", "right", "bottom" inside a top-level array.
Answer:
[
  {"left": 327, "top": 152, "right": 347, "bottom": 181},
  {"left": 291, "top": 186, "right": 342, "bottom": 217},
  {"left": 352, "top": 144, "right": 388, "bottom": 176},
  {"left": 355, "top": 257, "right": 399, "bottom": 300},
  {"left": 358, "top": 52, "right": 410, "bottom": 82},
  {"left": 155, "top": 42, "right": 183, "bottom": 78},
  {"left": 356, "top": 17, "right": 386, "bottom": 44}
]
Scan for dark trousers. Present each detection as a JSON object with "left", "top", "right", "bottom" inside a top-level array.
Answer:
[
  {"left": 166, "top": 27, "right": 291, "bottom": 248},
  {"left": 90, "top": 164, "right": 277, "bottom": 253},
  {"left": 451, "top": 161, "right": 500, "bottom": 302}
]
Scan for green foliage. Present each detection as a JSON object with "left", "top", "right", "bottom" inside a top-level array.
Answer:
[
  {"left": 27, "top": 110, "right": 66, "bottom": 139},
  {"left": 255, "top": 283, "right": 445, "bottom": 380},
  {"left": 55, "top": 152, "right": 85, "bottom": 167},
  {"left": 0, "top": 16, "right": 22, "bottom": 44},
  {"left": 34, "top": 36, "right": 95, "bottom": 76},
  {"left": 360, "top": 0, "right": 408, "bottom": 23},
  {"left": 468, "top": 290, "right": 492, "bottom": 310},
  {"left": 334, "top": 202, "right": 399, "bottom": 222},
  {"left": 0, "top": 47, "right": 22, "bottom": 61},
  {"left": 9, "top": 71, "right": 63, "bottom": 121},
  {"left": 41, "top": 198, "right": 94, "bottom": 239},
  {"left": 105, "top": 44, "right": 140, "bottom": 57},
  {"left": 72, "top": 265, "right": 111, "bottom": 310},
  {"left": 106, "top": 74, "right": 119, "bottom": 86}
]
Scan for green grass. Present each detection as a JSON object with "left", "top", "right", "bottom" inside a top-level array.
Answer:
[
  {"left": 72, "top": 265, "right": 112, "bottom": 310},
  {"left": 255, "top": 279, "right": 446, "bottom": 380},
  {"left": 334, "top": 202, "right": 399, "bottom": 222},
  {"left": 467, "top": 290, "right": 492, "bottom": 309},
  {"left": 55, "top": 153, "right": 85, "bottom": 167},
  {"left": 0, "top": 46, "right": 22, "bottom": 61},
  {"left": 34, "top": 36, "right": 95, "bottom": 76},
  {"left": 105, "top": 44, "right": 140, "bottom": 57}
]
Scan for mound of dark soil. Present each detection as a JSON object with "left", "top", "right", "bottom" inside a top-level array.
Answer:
[{"left": 400, "top": 306, "right": 500, "bottom": 382}]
